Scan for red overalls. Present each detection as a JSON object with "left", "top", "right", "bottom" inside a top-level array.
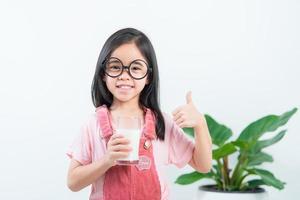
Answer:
[{"left": 96, "top": 105, "right": 161, "bottom": 200}]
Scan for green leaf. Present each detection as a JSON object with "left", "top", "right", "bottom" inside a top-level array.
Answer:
[
  {"left": 247, "top": 179, "right": 265, "bottom": 189},
  {"left": 232, "top": 140, "right": 249, "bottom": 149},
  {"left": 175, "top": 171, "right": 213, "bottom": 185},
  {"left": 247, "top": 168, "right": 285, "bottom": 190},
  {"left": 182, "top": 127, "right": 194, "bottom": 138},
  {"left": 248, "top": 152, "right": 273, "bottom": 166},
  {"left": 250, "top": 130, "right": 286, "bottom": 154},
  {"left": 205, "top": 114, "right": 233, "bottom": 146},
  {"left": 213, "top": 142, "right": 237, "bottom": 160},
  {"left": 238, "top": 108, "right": 297, "bottom": 142}
]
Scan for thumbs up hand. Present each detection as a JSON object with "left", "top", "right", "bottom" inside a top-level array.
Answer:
[{"left": 172, "top": 91, "right": 205, "bottom": 128}]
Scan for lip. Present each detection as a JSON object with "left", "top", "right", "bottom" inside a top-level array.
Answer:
[{"left": 116, "top": 84, "right": 134, "bottom": 88}]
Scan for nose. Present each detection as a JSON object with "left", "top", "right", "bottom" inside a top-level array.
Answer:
[{"left": 118, "top": 68, "right": 131, "bottom": 80}]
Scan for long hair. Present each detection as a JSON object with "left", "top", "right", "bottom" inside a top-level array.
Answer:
[{"left": 91, "top": 28, "right": 165, "bottom": 140}]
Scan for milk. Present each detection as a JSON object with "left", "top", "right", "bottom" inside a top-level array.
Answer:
[{"left": 116, "top": 128, "right": 141, "bottom": 161}]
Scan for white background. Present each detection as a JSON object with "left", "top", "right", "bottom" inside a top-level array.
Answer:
[{"left": 0, "top": 0, "right": 299, "bottom": 199}]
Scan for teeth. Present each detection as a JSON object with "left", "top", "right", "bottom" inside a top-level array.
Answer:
[{"left": 118, "top": 85, "right": 132, "bottom": 89}]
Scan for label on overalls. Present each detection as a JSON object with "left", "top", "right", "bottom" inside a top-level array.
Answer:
[{"left": 136, "top": 155, "right": 151, "bottom": 171}]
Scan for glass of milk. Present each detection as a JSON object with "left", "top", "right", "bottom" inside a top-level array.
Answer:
[{"left": 115, "top": 116, "right": 142, "bottom": 165}]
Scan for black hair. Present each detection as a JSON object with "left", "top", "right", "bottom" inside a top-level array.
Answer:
[{"left": 91, "top": 28, "right": 165, "bottom": 140}]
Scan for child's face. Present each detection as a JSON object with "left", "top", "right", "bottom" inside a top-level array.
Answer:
[{"left": 103, "top": 43, "right": 149, "bottom": 104}]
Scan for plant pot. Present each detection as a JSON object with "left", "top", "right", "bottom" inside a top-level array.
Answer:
[{"left": 195, "top": 185, "right": 268, "bottom": 200}]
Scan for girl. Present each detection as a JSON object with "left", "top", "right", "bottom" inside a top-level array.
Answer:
[{"left": 66, "top": 28, "right": 212, "bottom": 200}]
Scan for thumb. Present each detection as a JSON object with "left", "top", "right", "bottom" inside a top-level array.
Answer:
[{"left": 186, "top": 91, "right": 193, "bottom": 104}]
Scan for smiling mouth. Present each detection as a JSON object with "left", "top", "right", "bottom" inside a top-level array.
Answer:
[{"left": 116, "top": 85, "right": 134, "bottom": 89}]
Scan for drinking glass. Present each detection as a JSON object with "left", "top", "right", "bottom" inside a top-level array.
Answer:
[{"left": 115, "top": 116, "right": 142, "bottom": 165}]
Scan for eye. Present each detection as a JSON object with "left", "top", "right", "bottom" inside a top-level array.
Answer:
[
  {"left": 109, "top": 65, "right": 121, "bottom": 71},
  {"left": 106, "top": 58, "right": 122, "bottom": 71},
  {"left": 132, "top": 66, "right": 142, "bottom": 71},
  {"left": 131, "top": 61, "right": 146, "bottom": 71}
]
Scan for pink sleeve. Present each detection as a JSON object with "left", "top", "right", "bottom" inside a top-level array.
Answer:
[
  {"left": 164, "top": 113, "right": 195, "bottom": 168},
  {"left": 66, "top": 122, "right": 92, "bottom": 165}
]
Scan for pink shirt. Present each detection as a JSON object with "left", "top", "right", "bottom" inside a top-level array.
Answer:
[{"left": 66, "top": 112, "right": 195, "bottom": 200}]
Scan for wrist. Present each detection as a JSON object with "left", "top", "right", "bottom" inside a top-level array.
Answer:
[
  {"left": 194, "top": 115, "right": 206, "bottom": 129},
  {"left": 103, "top": 154, "right": 115, "bottom": 168}
]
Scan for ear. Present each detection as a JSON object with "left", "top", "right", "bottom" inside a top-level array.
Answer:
[{"left": 102, "top": 76, "right": 106, "bottom": 82}]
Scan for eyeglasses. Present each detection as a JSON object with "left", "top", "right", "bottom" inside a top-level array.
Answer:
[{"left": 104, "top": 57, "right": 151, "bottom": 80}]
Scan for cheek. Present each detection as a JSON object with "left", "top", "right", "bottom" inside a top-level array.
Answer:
[
  {"left": 135, "top": 80, "right": 148, "bottom": 91},
  {"left": 105, "top": 78, "right": 115, "bottom": 91}
]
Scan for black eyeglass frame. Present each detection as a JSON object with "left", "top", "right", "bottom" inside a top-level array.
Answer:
[{"left": 103, "top": 57, "right": 152, "bottom": 80}]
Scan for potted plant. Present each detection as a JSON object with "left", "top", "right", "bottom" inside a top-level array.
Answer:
[{"left": 176, "top": 108, "right": 297, "bottom": 200}]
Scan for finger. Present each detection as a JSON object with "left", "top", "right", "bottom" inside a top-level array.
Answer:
[
  {"left": 111, "top": 144, "right": 132, "bottom": 152},
  {"left": 108, "top": 135, "right": 128, "bottom": 146},
  {"left": 174, "top": 116, "right": 184, "bottom": 126},
  {"left": 111, "top": 133, "right": 125, "bottom": 140},
  {"left": 186, "top": 91, "right": 193, "bottom": 104},
  {"left": 178, "top": 121, "right": 187, "bottom": 128},
  {"left": 111, "top": 152, "right": 130, "bottom": 159},
  {"left": 110, "top": 137, "right": 130, "bottom": 146},
  {"left": 172, "top": 105, "right": 183, "bottom": 116},
  {"left": 173, "top": 111, "right": 184, "bottom": 122}
]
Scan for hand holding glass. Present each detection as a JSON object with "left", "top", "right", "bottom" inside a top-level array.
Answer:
[{"left": 116, "top": 116, "right": 142, "bottom": 165}]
